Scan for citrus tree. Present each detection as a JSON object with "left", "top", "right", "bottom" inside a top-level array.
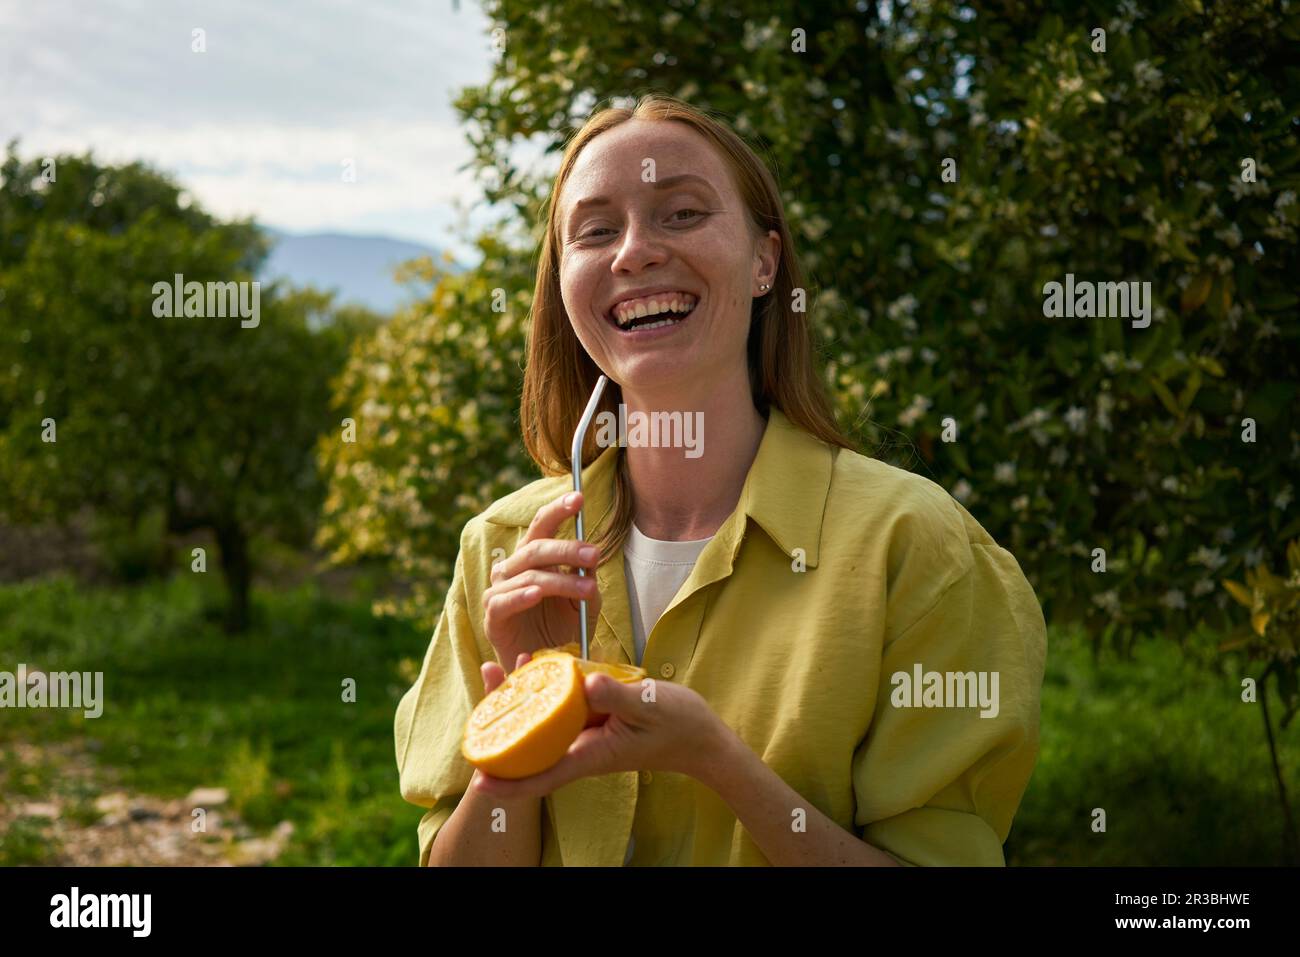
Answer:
[
  {"left": 0, "top": 146, "right": 367, "bottom": 630},
  {"left": 315, "top": 235, "right": 535, "bottom": 624}
]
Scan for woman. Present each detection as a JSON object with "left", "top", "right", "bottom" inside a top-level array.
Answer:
[{"left": 395, "top": 94, "right": 1047, "bottom": 867}]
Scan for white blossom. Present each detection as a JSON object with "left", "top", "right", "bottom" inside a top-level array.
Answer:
[
  {"left": 1275, "top": 484, "right": 1294, "bottom": 510},
  {"left": 897, "top": 394, "right": 932, "bottom": 428},
  {"left": 1215, "top": 223, "right": 1243, "bottom": 248},
  {"left": 1192, "top": 545, "right": 1227, "bottom": 570},
  {"left": 1092, "top": 589, "right": 1121, "bottom": 615},
  {"left": 1133, "top": 60, "right": 1164, "bottom": 90},
  {"left": 887, "top": 293, "right": 919, "bottom": 321}
]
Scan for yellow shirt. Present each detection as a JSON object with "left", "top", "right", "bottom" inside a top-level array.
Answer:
[{"left": 395, "top": 406, "right": 1047, "bottom": 866}]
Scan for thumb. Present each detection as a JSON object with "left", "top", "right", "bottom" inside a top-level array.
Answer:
[{"left": 583, "top": 673, "right": 638, "bottom": 716}]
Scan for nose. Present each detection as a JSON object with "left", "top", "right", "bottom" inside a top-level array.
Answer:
[{"left": 610, "top": 217, "right": 668, "bottom": 275}]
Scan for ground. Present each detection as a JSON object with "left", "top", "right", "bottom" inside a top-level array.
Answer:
[{"left": 0, "top": 737, "right": 293, "bottom": 866}]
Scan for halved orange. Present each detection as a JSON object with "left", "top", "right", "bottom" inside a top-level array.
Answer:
[
  {"left": 529, "top": 645, "right": 647, "bottom": 728},
  {"left": 534, "top": 643, "right": 648, "bottom": 684},
  {"left": 461, "top": 654, "right": 588, "bottom": 779}
]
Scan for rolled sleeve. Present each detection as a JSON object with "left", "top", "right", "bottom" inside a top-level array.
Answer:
[
  {"left": 853, "top": 540, "right": 1047, "bottom": 866},
  {"left": 394, "top": 546, "right": 488, "bottom": 865}
]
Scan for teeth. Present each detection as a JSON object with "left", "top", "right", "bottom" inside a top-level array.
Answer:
[{"left": 612, "top": 292, "right": 698, "bottom": 327}]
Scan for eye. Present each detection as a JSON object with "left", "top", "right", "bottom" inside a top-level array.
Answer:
[
  {"left": 576, "top": 225, "right": 616, "bottom": 242},
  {"left": 668, "top": 208, "right": 707, "bottom": 224}
]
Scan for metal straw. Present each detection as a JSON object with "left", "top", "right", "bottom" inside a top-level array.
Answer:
[{"left": 571, "top": 374, "right": 609, "bottom": 660}]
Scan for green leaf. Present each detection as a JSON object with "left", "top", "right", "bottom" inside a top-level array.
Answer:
[
  {"left": 1222, "top": 579, "right": 1253, "bottom": 608},
  {"left": 1181, "top": 274, "right": 1213, "bottom": 313},
  {"left": 946, "top": 442, "right": 973, "bottom": 474},
  {"left": 1256, "top": 291, "right": 1298, "bottom": 311},
  {"left": 1276, "top": 665, "right": 1298, "bottom": 709},
  {"left": 1149, "top": 377, "right": 1182, "bottom": 417},
  {"left": 1195, "top": 355, "right": 1225, "bottom": 377}
]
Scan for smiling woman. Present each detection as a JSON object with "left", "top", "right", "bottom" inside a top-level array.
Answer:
[{"left": 394, "top": 93, "right": 1048, "bottom": 867}]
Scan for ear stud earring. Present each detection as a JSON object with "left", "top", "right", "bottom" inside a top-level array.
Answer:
[{"left": 759, "top": 283, "right": 770, "bottom": 292}]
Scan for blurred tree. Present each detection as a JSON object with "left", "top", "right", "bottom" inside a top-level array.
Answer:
[
  {"left": 0, "top": 146, "right": 374, "bottom": 631},
  {"left": 315, "top": 237, "right": 534, "bottom": 623},
  {"left": 368, "top": 0, "right": 1295, "bottom": 648}
]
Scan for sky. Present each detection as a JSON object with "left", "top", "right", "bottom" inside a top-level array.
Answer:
[{"left": 0, "top": 0, "right": 501, "bottom": 259}]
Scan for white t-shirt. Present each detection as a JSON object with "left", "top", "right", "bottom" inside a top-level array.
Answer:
[
  {"left": 623, "top": 522, "right": 714, "bottom": 666},
  {"left": 621, "top": 521, "right": 714, "bottom": 866}
]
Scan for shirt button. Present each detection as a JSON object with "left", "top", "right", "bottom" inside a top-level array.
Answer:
[
  {"left": 658, "top": 662, "right": 675, "bottom": 679},
  {"left": 639, "top": 770, "right": 653, "bottom": 785}
]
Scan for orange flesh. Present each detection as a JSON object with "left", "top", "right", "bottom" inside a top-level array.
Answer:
[
  {"left": 534, "top": 643, "right": 648, "bottom": 684},
  {"left": 462, "top": 654, "right": 588, "bottom": 779}
]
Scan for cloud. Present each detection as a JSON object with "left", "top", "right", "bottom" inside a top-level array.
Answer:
[{"left": 0, "top": 0, "right": 496, "bottom": 248}]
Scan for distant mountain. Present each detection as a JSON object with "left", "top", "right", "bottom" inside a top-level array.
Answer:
[{"left": 259, "top": 228, "right": 457, "bottom": 314}]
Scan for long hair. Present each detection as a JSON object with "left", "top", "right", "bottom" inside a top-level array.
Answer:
[{"left": 520, "top": 93, "right": 855, "bottom": 562}]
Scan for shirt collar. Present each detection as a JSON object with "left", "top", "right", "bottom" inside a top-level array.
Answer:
[{"left": 484, "top": 405, "right": 836, "bottom": 569}]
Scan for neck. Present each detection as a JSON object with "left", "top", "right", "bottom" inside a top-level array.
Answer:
[{"left": 619, "top": 369, "right": 767, "bottom": 541}]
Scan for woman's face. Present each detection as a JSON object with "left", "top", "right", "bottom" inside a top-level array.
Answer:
[{"left": 556, "top": 118, "right": 779, "bottom": 402}]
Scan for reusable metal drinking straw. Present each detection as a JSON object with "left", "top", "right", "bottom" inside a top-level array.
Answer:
[{"left": 572, "top": 375, "right": 609, "bottom": 660}]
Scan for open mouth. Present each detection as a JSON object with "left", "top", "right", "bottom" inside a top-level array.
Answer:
[{"left": 606, "top": 292, "right": 699, "bottom": 332}]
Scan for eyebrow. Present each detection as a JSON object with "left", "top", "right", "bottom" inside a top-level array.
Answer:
[{"left": 568, "top": 173, "right": 718, "bottom": 214}]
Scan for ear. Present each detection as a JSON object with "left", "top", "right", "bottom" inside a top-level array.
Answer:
[{"left": 753, "top": 228, "right": 780, "bottom": 295}]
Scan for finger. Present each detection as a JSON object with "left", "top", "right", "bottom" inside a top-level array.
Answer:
[
  {"left": 567, "top": 580, "right": 603, "bottom": 617},
  {"left": 472, "top": 727, "right": 613, "bottom": 801},
  {"left": 515, "top": 652, "right": 532, "bottom": 671},
  {"left": 472, "top": 770, "right": 549, "bottom": 802},
  {"left": 484, "top": 578, "right": 543, "bottom": 624},
  {"left": 492, "top": 537, "right": 601, "bottom": 584},
  {"left": 583, "top": 672, "right": 640, "bottom": 717},
  {"left": 484, "top": 568, "right": 599, "bottom": 611},
  {"left": 481, "top": 660, "right": 505, "bottom": 693},
  {"left": 482, "top": 573, "right": 598, "bottom": 643},
  {"left": 520, "top": 491, "right": 584, "bottom": 548},
  {"left": 484, "top": 585, "right": 539, "bottom": 638}
]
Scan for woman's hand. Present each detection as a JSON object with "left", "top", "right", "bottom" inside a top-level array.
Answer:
[
  {"left": 471, "top": 671, "right": 729, "bottom": 801},
  {"left": 482, "top": 491, "right": 602, "bottom": 671},
  {"left": 479, "top": 651, "right": 534, "bottom": 696}
]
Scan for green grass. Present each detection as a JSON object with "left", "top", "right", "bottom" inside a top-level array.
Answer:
[
  {"left": 0, "top": 815, "right": 62, "bottom": 865},
  {"left": 1007, "top": 624, "right": 1298, "bottom": 865},
  {"left": 1, "top": 574, "right": 1295, "bottom": 865},
  {"left": 0, "top": 572, "right": 430, "bottom": 866}
]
